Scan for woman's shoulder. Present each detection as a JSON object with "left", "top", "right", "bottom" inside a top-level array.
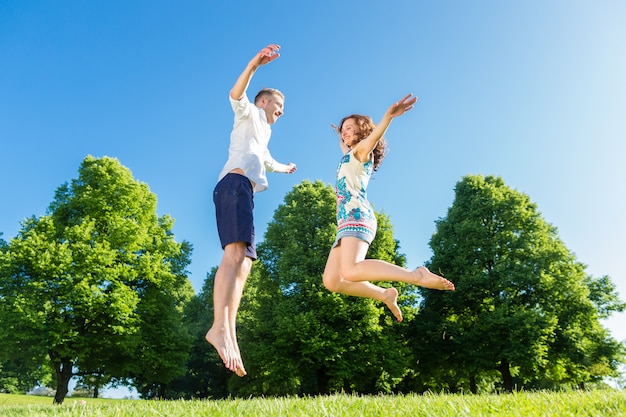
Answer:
[{"left": 351, "top": 146, "right": 373, "bottom": 164}]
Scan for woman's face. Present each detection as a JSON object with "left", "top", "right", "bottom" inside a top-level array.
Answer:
[{"left": 340, "top": 118, "right": 359, "bottom": 147}]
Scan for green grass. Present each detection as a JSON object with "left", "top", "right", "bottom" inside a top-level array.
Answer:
[{"left": 1, "top": 390, "right": 625, "bottom": 416}]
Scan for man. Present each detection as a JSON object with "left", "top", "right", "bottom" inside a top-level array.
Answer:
[{"left": 206, "top": 44, "right": 297, "bottom": 377}]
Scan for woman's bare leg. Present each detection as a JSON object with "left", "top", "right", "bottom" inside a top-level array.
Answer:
[
  {"left": 338, "top": 237, "right": 454, "bottom": 290},
  {"left": 323, "top": 242, "right": 403, "bottom": 321}
]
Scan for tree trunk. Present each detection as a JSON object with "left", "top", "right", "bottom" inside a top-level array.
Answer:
[
  {"left": 498, "top": 358, "right": 513, "bottom": 393},
  {"left": 92, "top": 371, "right": 104, "bottom": 398},
  {"left": 52, "top": 355, "right": 74, "bottom": 405},
  {"left": 469, "top": 374, "right": 478, "bottom": 394},
  {"left": 316, "top": 368, "right": 330, "bottom": 395}
]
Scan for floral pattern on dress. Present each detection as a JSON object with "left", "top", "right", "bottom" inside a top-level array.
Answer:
[{"left": 334, "top": 151, "right": 377, "bottom": 245}]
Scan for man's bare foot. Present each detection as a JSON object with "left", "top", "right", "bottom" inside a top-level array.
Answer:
[
  {"left": 230, "top": 329, "right": 247, "bottom": 377},
  {"left": 231, "top": 339, "right": 247, "bottom": 377},
  {"left": 382, "top": 287, "right": 403, "bottom": 322},
  {"left": 235, "top": 365, "right": 247, "bottom": 377},
  {"left": 413, "top": 266, "right": 455, "bottom": 291},
  {"left": 206, "top": 326, "right": 246, "bottom": 376}
]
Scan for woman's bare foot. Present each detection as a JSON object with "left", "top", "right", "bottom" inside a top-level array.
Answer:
[
  {"left": 382, "top": 287, "right": 403, "bottom": 322},
  {"left": 205, "top": 326, "right": 247, "bottom": 376},
  {"left": 412, "top": 266, "right": 455, "bottom": 290}
]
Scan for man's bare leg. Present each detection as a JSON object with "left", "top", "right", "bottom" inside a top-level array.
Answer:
[
  {"left": 227, "top": 256, "right": 252, "bottom": 377},
  {"left": 205, "top": 242, "right": 247, "bottom": 374}
]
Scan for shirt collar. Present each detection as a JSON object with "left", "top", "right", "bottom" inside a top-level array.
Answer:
[{"left": 258, "top": 107, "right": 268, "bottom": 124}]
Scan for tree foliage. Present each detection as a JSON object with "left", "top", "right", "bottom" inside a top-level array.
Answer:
[
  {"left": 124, "top": 239, "right": 195, "bottom": 399},
  {"left": 0, "top": 156, "right": 194, "bottom": 403},
  {"left": 412, "top": 175, "right": 625, "bottom": 393}
]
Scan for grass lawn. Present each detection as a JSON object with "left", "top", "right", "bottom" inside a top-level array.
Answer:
[{"left": 1, "top": 390, "right": 625, "bottom": 416}]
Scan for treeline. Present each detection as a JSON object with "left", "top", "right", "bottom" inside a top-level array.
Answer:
[{"left": 0, "top": 156, "right": 623, "bottom": 404}]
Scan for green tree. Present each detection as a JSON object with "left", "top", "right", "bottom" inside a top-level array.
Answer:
[
  {"left": 0, "top": 359, "right": 53, "bottom": 394},
  {"left": 169, "top": 267, "right": 232, "bottom": 399},
  {"left": 0, "top": 156, "right": 194, "bottom": 404},
  {"left": 124, "top": 240, "right": 195, "bottom": 399},
  {"left": 231, "top": 180, "right": 417, "bottom": 396},
  {"left": 413, "top": 175, "right": 624, "bottom": 393}
]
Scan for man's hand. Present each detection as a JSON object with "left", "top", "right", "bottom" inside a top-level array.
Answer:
[
  {"left": 252, "top": 44, "right": 281, "bottom": 67},
  {"left": 285, "top": 163, "right": 297, "bottom": 174},
  {"left": 231, "top": 44, "right": 281, "bottom": 101}
]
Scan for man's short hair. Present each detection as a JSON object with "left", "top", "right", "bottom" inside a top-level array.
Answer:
[{"left": 254, "top": 88, "right": 284, "bottom": 104}]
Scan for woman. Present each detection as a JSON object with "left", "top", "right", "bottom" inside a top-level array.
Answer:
[{"left": 323, "top": 94, "right": 455, "bottom": 323}]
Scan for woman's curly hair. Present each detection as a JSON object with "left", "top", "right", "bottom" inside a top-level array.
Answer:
[{"left": 337, "top": 114, "right": 388, "bottom": 171}]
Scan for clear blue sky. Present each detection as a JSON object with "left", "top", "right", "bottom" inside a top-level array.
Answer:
[{"left": 2, "top": 0, "right": 625, "bottom": 396}]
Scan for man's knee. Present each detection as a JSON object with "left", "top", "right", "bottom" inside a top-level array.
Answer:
[{"left": 223, "top": 242, "right": 248, "bottom": 265}]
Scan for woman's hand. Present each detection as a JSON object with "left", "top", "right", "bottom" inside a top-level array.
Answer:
[{"left": 386, "top": 94, "right": 417, "bottom": 118}]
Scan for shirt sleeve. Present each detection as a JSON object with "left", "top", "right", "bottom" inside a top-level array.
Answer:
[
  {"left": 264, "top": 148, "right": 289, "bottom": 173},
  {"left": 229, "top": 94, "right": 252, "bottom": 119}
]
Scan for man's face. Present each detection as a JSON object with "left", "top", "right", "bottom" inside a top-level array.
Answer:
[{"left": 262, "top": 94, "right": 284, "bottom": 124}]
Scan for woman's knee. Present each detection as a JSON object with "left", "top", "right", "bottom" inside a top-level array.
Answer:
[
  {"left": 322, "top": 272, "right": 340, "bottom": 292},
  {"left": 338, "top": 265, "right": 359, "bottom": 282}
]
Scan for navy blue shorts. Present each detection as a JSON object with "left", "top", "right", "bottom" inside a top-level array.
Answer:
[{"left": 213, "top": 173, "right": 256, "bottom": 260}]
